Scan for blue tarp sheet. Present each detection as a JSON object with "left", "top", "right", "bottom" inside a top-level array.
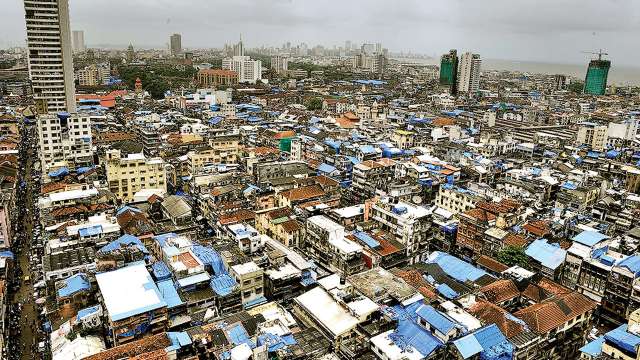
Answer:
[
  {"left": 0, "top": 251, "right": 14, "bottom": 259},
  {"left": 436, "top": 283, "right": 459, "bottom": 299},
  {"left": 426, "top": 251, "right": 489, "bottom": 283},
  {"left": 525, "top": 239, "right": 566, "bottom": 270},
  {"left": 76, "top": 305, "right": 101, "bottom": 321},
  {"left": 617, "top": 255, "right": 640, "bottom": 276},
  {"left": 100, "top": 234, "right": 148, "bottom": 254},
  {"left": 210, "top": 274, "right": 237, "bottom": 296},
  {"left": 151, "top": 261, "right": 172, "bottom": 281},
  {"left": 48, "top": 167, "right": 69, "bottom": 177},
  {"left": 157, "top": 279, "right": 184, "bottom": 308},
  {"left": 354, "top": 231, "right": 380, "bottom": 249},
  {"left": 228, "top": 323, "right": 255, "bottom": 348},
  {"left": 192, "top": 245, "right": 227, "bottom": 275},
  {"left": 580, "top": 336, "right": 605, "bottom": 357},
  {"left": 76, "top": 166, "right": 95, "bottom": 174},
  {"left": 572, "top": 230, "right": 608, "bottom": 247},
  {"left": 57, "top": 273, "right": 90, "bottom": 298},
  {"left": 416, "top": 305, "right": 456, "bottom": 334},
  {"left": 454, "top": 324, "right": 514, "bottom": 360},
  {"left": 604, "top": 324, "right": 640, "bottom": 355}
]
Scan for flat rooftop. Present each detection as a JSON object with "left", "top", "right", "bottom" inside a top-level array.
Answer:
[{"left": 96, "top": 262, "right": 167, "bottom": 322}]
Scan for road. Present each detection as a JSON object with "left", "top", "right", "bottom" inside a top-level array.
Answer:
[{"left": 6, "top": 123, "right": 42, "bottom": 360}]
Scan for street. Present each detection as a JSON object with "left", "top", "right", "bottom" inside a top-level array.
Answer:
[{"left": 5, "top": 121, "right": 46, "bottom": 360}]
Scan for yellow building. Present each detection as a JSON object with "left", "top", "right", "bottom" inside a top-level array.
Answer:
[
  {"left": 187, "top": 135, "right": 240, "bottom": 175},
  {"left": 391, "top": 129, "right": 416, "bottom": 150},
  {"left": 105, "top": 149, "right": 166, "bottom": 202}
]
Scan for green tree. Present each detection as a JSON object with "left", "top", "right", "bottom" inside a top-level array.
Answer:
[
  {"left": 305, "top": 97, "right": 323, "bottom": 110},
  {"left": 568, "top": 81, "right": 584, "bottom": 94},
  {"left": 496, "top": 246, "right": 529, "bottom": 268}
]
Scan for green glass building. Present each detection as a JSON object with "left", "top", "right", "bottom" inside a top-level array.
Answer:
[
  {"left": 439, "top": 50, "right": 458, "bottom": 94},
  {"left": 583, "top": 59, "right": 611, "bottom": 95}
]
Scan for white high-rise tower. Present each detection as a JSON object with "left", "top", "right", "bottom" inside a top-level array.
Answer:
[
  {"left": 23, "top": 0, "right": 76, "bottom": 113},
  {"left": 72, "top": 30, "right": 85, "bottom": 52},
  {"left": 457, "top": 52, "right": 481, "bottom": 95}
]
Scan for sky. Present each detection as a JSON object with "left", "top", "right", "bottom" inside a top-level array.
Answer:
[{"left": 2, "top": 0, "right": 640, "bottom": 66}]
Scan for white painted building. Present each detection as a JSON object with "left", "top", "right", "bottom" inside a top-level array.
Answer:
[
  {"left": 24, "top": 0, "right": 76, "bottom": 113},
  {"left": 37, "top": 112, "right": 93, "bottom": 175},
  {"left": 457, "top": 52, "right": 481, "bottom": 95},
  {"left": 222, "top": 56, "right": 262, "bottom": 84}
]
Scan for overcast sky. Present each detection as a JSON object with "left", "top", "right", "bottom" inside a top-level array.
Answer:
[{"left": 2, "top": 0, "right": 639, "bottom": 66}]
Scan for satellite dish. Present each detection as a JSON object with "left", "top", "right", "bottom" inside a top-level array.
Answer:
[{"left": 412, "top": 195, "right": 422, "bottom": 204}]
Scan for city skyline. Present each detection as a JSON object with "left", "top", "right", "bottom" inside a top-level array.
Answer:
[{"left": 2, "top": 0, "right": 640, "bottom": 67}]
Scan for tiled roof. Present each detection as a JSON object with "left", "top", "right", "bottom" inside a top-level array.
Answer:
[
  {"left": 468, "top": 300, "right": 526, "bottom": 339},
  {"left": 219, "top": 209, "right": 255, "bottom": 225},
  {"left": 504, "top": 234, "right": 528, "bottom": 248},
  {"left": 84, "top": 333, "right": 171, "bottom": 360},
  {"left": 280, "top": 184, "right": 325, "bottom": 202},
  {"left": 280, "top": 219, "right": 302, "bottom": 233},
  {"left": 514, "top": 292, "right": 597, "bottom": 334},
  {"left": 463, "top": 208, "right": 496, "bottom": 222},
  {"left": 479, "top": 279, "right": 520, "bottom": 304},
  {"left": 523, "top": 220, "right": 550, "bottom": 237},
  {"left": 476, "top": 255, "right": 509, "bottom": 273}
]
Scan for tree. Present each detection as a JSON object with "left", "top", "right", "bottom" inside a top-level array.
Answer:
[
  {"left": 496, "top": 246, "right": 529, "bottom": 268},
  {"left": 305, "top": 97, "right": 323, "bottom": 110},
  {"left": 568, "top": 81, "right": 584, "bottom": 94}
]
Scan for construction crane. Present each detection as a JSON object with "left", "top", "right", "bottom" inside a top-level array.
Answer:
[{"left": 581, "top": 49, "right": 608, "bottom": 60}]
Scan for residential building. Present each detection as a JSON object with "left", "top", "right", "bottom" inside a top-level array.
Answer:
[
  {"left": 222, "top": 56, "right": 262, "bottom": 84},
  {"left": 271, "top": 55, "right": 289, "bottom": 74},
  {"left": 37, "top": 112, "right": 93, "bottom": 175},
  {"left": 584, "top": 58, "right": 610, "bottom": 96},
  {"left": 170, "top": 33, "right": 181, "bottom": 56},
  {"left": 576, "top": 123, "right": 608, "bottom": 151},
  {"left": 439, "top": 49, "right": 458, "bottom": 94},
  {"left": 457, "top": 52, "right": 481, "bottom": 95},
  {"left": 72, "top": 30, "right": 85, "bottom": 52},
  {"left": 24, "top": 0, "right": 77, "bottom": 113},
  {"left": 105, "top": 149, "right": 166, "bottom": 203}
]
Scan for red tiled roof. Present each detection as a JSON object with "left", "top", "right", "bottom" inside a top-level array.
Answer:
[
  {"left": 219, "top": 209, "right": 255, "bottom": 225},
  {"left": 476, "top": 255, "right": 509, "bottom": 273},
  {"left": 468, "top": 300, "right": 526, "bottom": 339},
  {"left": 84, "top": 333, "right": 171, "bottom": 360},
  {"left": 479, "top": 279, "right": 520, "bottom": 304},
  {"left": 280, "top": 184, "right": 325, "bottom": 202},
  {"left": 513, "top": 292, "right": 597, "bottom": 334},
  {"left": 504, "top": 234, "right": 528, "bottom": 248}
]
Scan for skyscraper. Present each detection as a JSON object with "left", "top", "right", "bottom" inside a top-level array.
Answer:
[
  {"left": 457, "top": 52, "right": 481, "bottom": 95},
  {"left": 72, "top": 30, "right": 85, "bottom": 52},
  {"left": 23, "top": 0, "right": 76, "bottom": 113},
  {"left": 233, "top": 37, "right": 244, "bottom": 57},
  {"left": 439, "top": 49, "right": 458, "bottom": 94},
  {"left": 170, "top": 33, "right": 182, "bottom": 56},
  {"left": 584, "top": 59, "right": 611, "bottom": 95}
]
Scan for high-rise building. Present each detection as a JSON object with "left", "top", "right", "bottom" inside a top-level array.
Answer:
[
  {"left": 584, "top": 59, "right": 610, "bottom": 95},
  {"left": 439, "top": 49, "right": 458, "bottom": 94},
  {"left": 271, "top": 55, "right": 289, "bottom": 74},
  {"left": 457, "top": 52, "right": 481, "bottom": 95},
  {"left": 170, "top": 33, "right": 182, "bottom": 56},
  {"left": 222, "top": 56, "right": 262, "bottom": 84},
  {"left": 23, "top": 0, "right": 77, "bottom": 113},
  {"left": 72, "top": 30, "right": 85, "bottom": 52},
  {"left": 233, "top": 38, "right": 244, "bottom": 57},
  {"left": 126, "top": 43, "right": 135, "bottom": 63}
]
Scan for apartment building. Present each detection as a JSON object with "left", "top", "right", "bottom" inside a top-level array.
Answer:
[
  {"left": 368, "top": 199, "right": 432, "bottom": 263},
  {"left": 434, "top": 184, "right": 483, "bottom": 215},
  {"left": 305, "top": 215, "right": 365, "bottom": 275},
  {"left": 37, "top": 112, "right": 93, "bottom": 175},
  {"left": 576, "top": 123, "right": 608, "bottom": 151},
  {"left": 76, "top": 63, "right": 111, "bottom": 86},
  {"left": 105, "top": 149, "right": 166, "bottom": 203},
  {"left": 24, "top": 0, "right": 76, "bottom": 113},
  {"left": 186, "top": 134, "right": 240, "bottom": 175},
  {"left": 230, "top": 261, "right": 264, "bottom": 307},
  {"left": 222, "top": 56, "right": 262, "bottom": 84}
]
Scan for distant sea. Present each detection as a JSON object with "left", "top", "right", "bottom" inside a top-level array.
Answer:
[{"left": 392, "top": 57, "right": 640, "bottom": 86}]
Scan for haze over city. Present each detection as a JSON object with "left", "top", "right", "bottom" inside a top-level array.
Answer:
[
  {"left": 2, "top": 1, "right": 640, "bottom": 360},
  {"left": 2, "top": 0, "right": 640, "bottom": 67}
]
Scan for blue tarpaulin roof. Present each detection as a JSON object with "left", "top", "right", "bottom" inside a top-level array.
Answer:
[
  {"left": 78, "top": 225, "right": 102, "bottom": 237},
  {"left": 157, "top": 279, "right": 184, "bottom": 308},
  {"left": 562, "top": 181, "right": 578, "bottom": 190},
  {"left": 76, "top": 166, "right": 95, "bottom": 174},
  {"left": 317, "top": 163, "right": 337, "bottom": 174},
  {"left": 387, "top": 302, "right": 443, "bottom": 357},
  {"left": 426, "top": 251, "right": 489, "bottom": 283},
  {"left": 167, "top": 332, "right": 192, "bottom": 348},
  {"left": 579, "top": 336, "right": 605, "bottom": 357},
  {"left": 525, "top": 239, "right": 566, "bottom": 270},
  {"left": 48, "top": 167, "right": 69, "bottom": 177},
  {"left": 0, "top": 251, "right": 15, "bottom": 259},
  {"left": 151, "top": 261, "right": 172, "bottom": 281},
  {"left": 210, "top": 274, "right": 237, "bottom": 296},
  {"left": 416, "top": 305, "right": 456, "bottom": 334},
  {"left": 572, "top": 230, "right": 609, "bottom": 247},
  {"left": 257, "top": 333, "right": 297, "bottom": 352},
  {"left": 354, "top": 231, "right": 380, "bottom": 249},
  {"left": 100, "top": 234, "right": 148, "bottom": 254},
  {"left": 228, "top": 323, "right": 255, "bottom": 348},
  {"left": 606, "top": 150, "right": 621, "bottom": 158},
  {"left": 76, "top": 305, "right": 101, "bottom": 321},
  {"left": 604, "top": 324, "right": 640, "bottom": 355},
  {"left": 436, "top": 283, "right": 459, "bottom": 299},
  {"left": 617, "top": 255, "right": 640, "bottom": 276},
  {"left": 453, "top": 324, "right": 513, "bottom": 360},
  {"left": 58, "top": 273, "right": 90, "bottom": 298}
]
